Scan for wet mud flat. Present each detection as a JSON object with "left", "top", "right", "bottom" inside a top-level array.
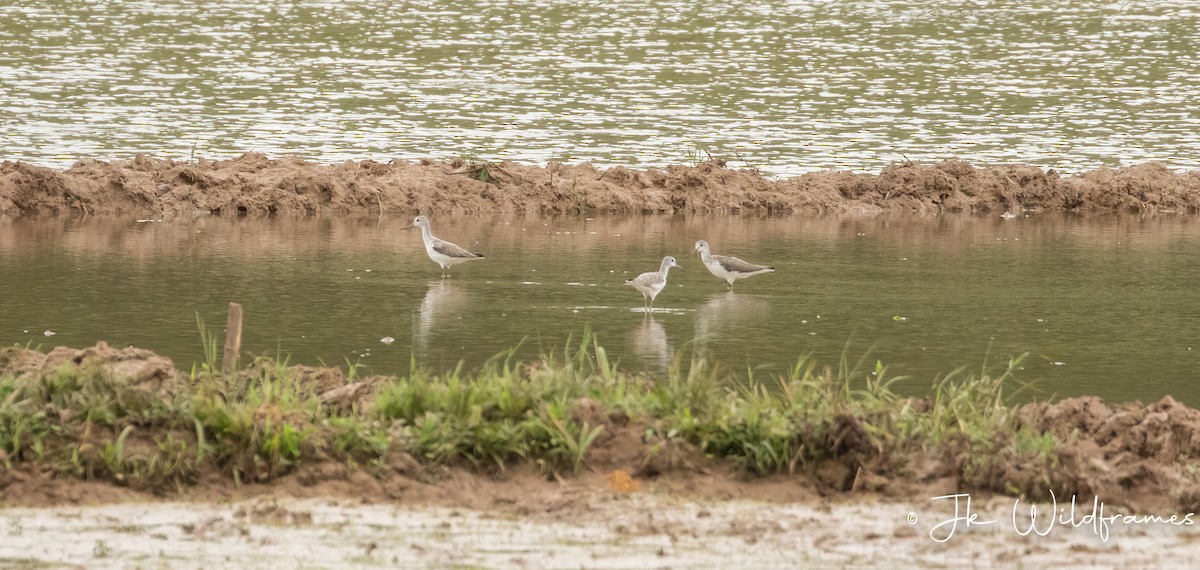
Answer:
[
  {"left": 2, "top": 153, "right": 1200, "bottom": 217},
  {"left": 3, "top": 494, "right": 1199, "bottom": 569}
]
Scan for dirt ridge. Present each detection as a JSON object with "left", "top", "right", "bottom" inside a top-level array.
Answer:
[{"left": 3, "top": 154, "right": 1200, "bottom": 216}]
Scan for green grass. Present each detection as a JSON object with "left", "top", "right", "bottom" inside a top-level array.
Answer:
[{"left": 0, "top": 333, "right": 1057, "bottom": 496}]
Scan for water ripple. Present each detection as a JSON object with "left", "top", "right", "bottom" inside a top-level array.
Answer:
[{"left": 1, "top": 0, "right": 1197, "bottom": 175}]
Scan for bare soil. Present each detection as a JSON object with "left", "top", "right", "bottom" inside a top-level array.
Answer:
[{"left": 3, "top": 154, "right": 1200, "bottom": 216}]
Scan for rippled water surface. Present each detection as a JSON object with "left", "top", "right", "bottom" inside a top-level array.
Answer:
[
  {"left": 2, "top": 1, "right": 1199, "bottom": 174},
  {"left": 4, "top": 214, "right": 1200, "bottom": 404}
]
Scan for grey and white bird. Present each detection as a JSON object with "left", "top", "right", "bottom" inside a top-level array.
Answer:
[
  {"left": 404, "top": 215, "right": 485, "bottom": 277},
  {"left": 692, "top": 240, "right": 773, "bottom": 289},
  {"left": 625, "top": 256, "right": 684, "bottom": 310}
]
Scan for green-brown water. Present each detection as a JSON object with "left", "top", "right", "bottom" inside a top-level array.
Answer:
[
  {"left": 3, "top": 214, "right": 1200, "bottom": 404},
  {"left": 2, "top": 0, "right": 1198, "bottom": 174},
  {"left": 4, "top": 1, "right": 1200, "bottom": 404}
]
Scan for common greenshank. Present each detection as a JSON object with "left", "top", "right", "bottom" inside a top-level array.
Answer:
[
  {"left": 625, "top": 256, "right": 684, "bottom": 310},
  {"left": 692, "top": 240, "right": 774, "bottom": 289},
  {"left": 403, "top": 215, "right": 485, "bottom": 277}
]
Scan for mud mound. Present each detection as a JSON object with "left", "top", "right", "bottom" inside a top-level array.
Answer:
[
  {"left": 1017, "top": 396, "right": 1200, "bottom": 512},
  {"left": 0, "top": 341, "right": 177, "bottom": 397},
  {"left": 3, "top": 154, "right": 1199, "bottom": 216}
]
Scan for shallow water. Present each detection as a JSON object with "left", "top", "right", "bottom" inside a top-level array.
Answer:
[
  {"left": 3, "top": 214, "right": 1200, "bottom": 404},
  {"left": 2, "top": 1, "right": 1199, "bottom": 174}
]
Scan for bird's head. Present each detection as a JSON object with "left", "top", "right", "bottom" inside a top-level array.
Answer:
[{"left": 404, "top": 215, "right": 430, "bottom": 230}]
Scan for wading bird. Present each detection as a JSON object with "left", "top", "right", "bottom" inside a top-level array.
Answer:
[
  {"left": 691, "top": 240, "right": 774, "bottom": 289},
  {"left": 625, "top": 256, "right": 684, "bottom": 310},
  {"left": 404, "top": 215, "right": 485, "bottom": 277}
]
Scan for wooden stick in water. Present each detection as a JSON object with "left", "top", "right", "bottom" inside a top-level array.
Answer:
[{"left": 223, "top": 302, "right": 243, "bottom": 374}]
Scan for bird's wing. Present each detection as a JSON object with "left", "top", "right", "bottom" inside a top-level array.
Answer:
[
  {"left": 714, "top": 254, "right": 772, "bottom": 273},
  {"left": 626, "top": 271, "right": 663, "bottom": 287},
  {"left": 433, "top": 239, "right": 484, "bottom": 259}
]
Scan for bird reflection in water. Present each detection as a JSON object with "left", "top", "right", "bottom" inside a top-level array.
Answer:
[
  {"left": 414, "top": 280, "right": 468, "bottom": 351},
  {"left": 630, "top": 315, "right": 675, "bottom": 372},
  {"left": 693, "top": 292, "right": 771, "bottom": 351}
]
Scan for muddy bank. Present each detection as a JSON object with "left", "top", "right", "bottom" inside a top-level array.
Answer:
[
  {"left": 4, "top": 342, "right": 1200, "bottom": 517},
  {"left": 2, "top": 154, "right": 1200, "bottom": 216},
  {"left": 5, "top": 495, "right": 1195, "bottom": 569}
]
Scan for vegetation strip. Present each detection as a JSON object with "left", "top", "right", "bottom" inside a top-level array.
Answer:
[{"left": 3, "top": 334, "right": 1200, "bottom": 513}]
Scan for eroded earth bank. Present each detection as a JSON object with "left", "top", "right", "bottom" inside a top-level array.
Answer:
[{"left": 3, "top": 154, "right": 1200, "bottom": 216}]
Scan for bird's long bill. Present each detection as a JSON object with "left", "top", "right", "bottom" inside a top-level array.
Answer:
[
  {"left": 401, "top": 223, "right": 414, "bottom": 230},
  {"left": 676, "top": 264, "right": 686, "bottom": 271}
]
